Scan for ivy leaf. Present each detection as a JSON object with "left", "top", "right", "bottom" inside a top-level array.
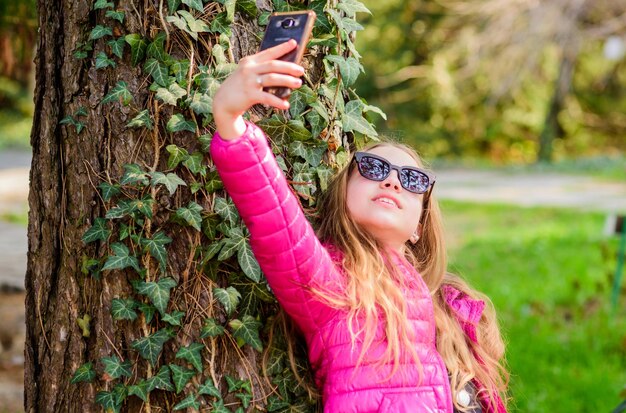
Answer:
[
  {"left": 124, "top": 34, "right": 147, "bottom": 66},
  {"left": 198, "top": 377, "right": 221, "bottom": 398},
  {"left": 71, "top": 362, "right": 96, "bottom": 384},
  {"left": 205, "top": 171, "right": 223, "bottom": 194},
  {"left": 288, "top": 141, "right": 327, "bottom": 167},
  {"left": 130, "top": 195, "right": 155, "bottom": 219},
  {"left": 95, "top": 51, "right": 116, "bottom": 69},
  {"left": 305, "top": 109, "right": 327, "bottom": 139},
  {"left": 175, "top": 201, "right": 203, "bottom": 231},
  {"left": 341, "top": 16, "right": 364, "bottom": 33},
  {"left": 288, "top": 85, "right": 316, "bottom": 118},
  {"left": 107, "top": 37, "right": 126, "bottom": 58},
  {"left": 156, "top": 83, "right": 187, "bottom": 105},
  {"left": 120, "top": 163, "right": 149, "bottom": 186},
  {"left": 132, "top": 277, "right": 177, "bottom": 316},
  {"left": 213, "top": 286, "right": 241, "bottom": 316},
  {"left": 173, "top": 394, "right": 200, "bottom": 410},
  {"left": 182, "top": 0, "right": 204, "bottom": 12},
  {"left": 167, "top": 113, "right": 196, "bottom": 133},
  {"left": 111, "top": 298, "right": 138, "bottom": 321},
  {"left": 171, "top": 59, "right": 190, "bottom": 83},
  {"left": 147, "top": 32, "right": 167, "bottom": 61},
  {"left": 89, "top": 25, "right": 113, "bottom": 40},
  {"left": 147, "top": 365, "right": 175, "bottom": 391},
  {"left": 211, "top": 399, "right": 232, "bottom": 413},
  {"left": 325, "top": 55, "right": 362, "bottom": 87},
  {"left": 102, "top": 355, "right": 133, "bottom": 380},
  {"left": 214, "top": 196, "right": 238, "bottom": 225},
  {"left": 101, "top": 81, "right": 133, "bottom": 106},
  {"left": 166, "top": 144, "right": 189, "bottom": 169},
  {"left": 105, "top": 10, "right": 125, "bottom": 23},
  {"left": 342, "top": 100, "right": 378, "bottom": 136},
  {"left": 162, "top": 310, "right": 185, "bottom": 326},
  {"left": 126, "top": 109, "right": 154, "bottom": 130},
  {"left": 94, "top": 0, "right": 114, "bottom": 9},
  {"left": 144, "top": 58, "right": 169, "bottom": 87},
  {"left": 337, "top": 0, "right": 371, "bottom": 17},
  {"left": 140, "top": 230, "right": 173, "bottom": 272},
  {"left": 258, "top": 116, "right": 312, "bottom": 143},
  {"left": 217, "top": 238, "right": 239, "bottom": 261},
  {"left": 208, "top": 12, "right": 231, "bottom": 36},
  {"left": 102, "top": 242, "right": 141, "bottom": 273},
  {"left": 106, "top": 199, "right": 133, "bottom": 219},
  {"left": 138, "top": 302, "right": 157, "bottom": 323},
  {"left": 235, "top": 391, "right": 252, "bottom": 408},
  {"left": 266, "top": 394, "right": 290, "bottom": 411},
  {"left": 168, "top": 0, "right": 181, "bottom": 14},
  {"left": 131, "top": 328, "right": 174, "bottom": 367},
  {"left": 169, "top": 364, "right": 196, "bottom": 394},
  {"left": 188, "top": 92, "right": 212, "bottom": 115},
  {"left": 167, "top": 11, "right": 210, "bottom": 40},
  {"left": 182, "top": 151, "right": 204, "bottom": 175},
  {"left": 316, "top": 165, "right": 334, "bottom": 192},
  {"left": 224, "top": 375, "right": 250, "bottom": 392},
  {"left": 363, "top": 103, "right": 388, "bottom": 120},
  {"left": 95, "top": 390, "right": 122, "bottom": 413},
  {"left": 236, "top": 0, "right": 258, "bottom": 18},
  {"left": 150, "top": 172, "right": 186, "bottom": 196},
  {"left": 82, "top": 217, "right": 111, "bottom": 244},
  {"left": 200, "top": 317, "right": 225, "bottom": 338},
  {"left": 198, "top": 133, "right": 212, "bottom": 152},
  {"left": 238, "top": 241, "right": 261, "bottom": 282},
  {"left": 127, "top": 379, "right": 151, "bottom": 402},
  {"left": 175, "top": 342, "right": 204, "bottom": 372},
  {"left": 224, "top": 0, "right": 236, "bottom": 22}
]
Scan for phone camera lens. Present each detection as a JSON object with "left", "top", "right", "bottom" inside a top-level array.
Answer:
[{"left": 281, "top": 18, "right": 297, "bottom": 29}]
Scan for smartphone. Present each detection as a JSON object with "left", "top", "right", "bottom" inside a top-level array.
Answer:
[{"left": 259, "top": 10, "right": 316, "bottom": 99}]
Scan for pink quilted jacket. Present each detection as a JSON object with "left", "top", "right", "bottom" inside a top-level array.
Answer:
[{"left": 210, "top": 121, "right": 506, "bottom": 413}]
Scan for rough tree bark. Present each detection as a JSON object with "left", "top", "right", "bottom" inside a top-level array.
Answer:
[{"left": 25, "top": 0, "right": 333, "bottom": 411}]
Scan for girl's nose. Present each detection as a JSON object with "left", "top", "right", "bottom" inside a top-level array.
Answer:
[{"left": 380, "top": 171, "right": 402, "bottom": 192}]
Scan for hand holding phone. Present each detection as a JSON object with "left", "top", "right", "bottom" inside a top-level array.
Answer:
[
  {"left": 258, "top": 11, "right": 316, "bottom": 99},
  {"left": 213, "top": 40, "right": 305, "bottom": 140}
]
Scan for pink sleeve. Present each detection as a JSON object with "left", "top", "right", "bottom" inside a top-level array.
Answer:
[{"left": 210, "top": 121, "right": 339, "bottom": 333}]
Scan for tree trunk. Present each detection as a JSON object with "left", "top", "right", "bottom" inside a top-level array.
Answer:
[
  {"left": 537, "top": 51, "right": 575, "bottom": 163},
  {"left": 25, "top": 0, "right": 347, "bottom": 412}
]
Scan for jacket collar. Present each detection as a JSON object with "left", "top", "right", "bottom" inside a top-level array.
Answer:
[{"left": 441, "top": 284, "right": 485, "bottom": 344}]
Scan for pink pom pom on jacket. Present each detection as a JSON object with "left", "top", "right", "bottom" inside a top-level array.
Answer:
[{"left": 210, "top": 121, "right": 506, "bottom": 413}]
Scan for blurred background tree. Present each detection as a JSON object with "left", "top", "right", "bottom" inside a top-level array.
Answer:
[
  {"left": 0, "top": 0, "right": 37, "bottom": 148},
  {"left": 355, "top": 0, "right": 626, "bottom": 163}
]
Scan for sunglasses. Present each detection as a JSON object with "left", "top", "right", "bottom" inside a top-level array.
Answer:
[{"left": 353, "top": 152, "right": 436, "bottom": 194}]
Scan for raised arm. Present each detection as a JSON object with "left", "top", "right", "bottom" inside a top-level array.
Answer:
[{"left": 209, "top": 41, "right": 338, "bottom": 333}]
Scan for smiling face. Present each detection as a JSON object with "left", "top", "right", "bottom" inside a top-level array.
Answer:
[{"left": 346, "top": 145, "right": 425, "bottom": 253}]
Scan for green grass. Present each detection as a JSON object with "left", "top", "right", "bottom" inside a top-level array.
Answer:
[
  {"left": 0, "top": 109, "right": 32, "bottom": 150},
  {"left": 441, "top": 200, "right": 626, "bottom": 412},
  {"left": 0, "top": 208, "right": 29, "bottom": 226}
]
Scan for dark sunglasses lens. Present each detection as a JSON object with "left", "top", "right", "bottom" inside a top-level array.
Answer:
[
  {"left": 359, "top": 156, "right": 389, "bottom": 180},
  {"left": 401, "top": 169, "right": 430, "bottom": 193}
]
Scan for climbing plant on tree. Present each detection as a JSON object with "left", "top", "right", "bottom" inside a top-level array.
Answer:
[{"left": 25, "top": 0, "right": 383, "bottom": 412}]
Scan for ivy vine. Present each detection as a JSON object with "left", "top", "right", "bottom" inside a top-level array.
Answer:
[{"left": 65, "top": 0, "right": 383, "bottom": 412}]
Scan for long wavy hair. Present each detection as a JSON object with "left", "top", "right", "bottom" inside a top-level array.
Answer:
[{"left": 266, "top": 141, "right": 508, "bottom": 411}]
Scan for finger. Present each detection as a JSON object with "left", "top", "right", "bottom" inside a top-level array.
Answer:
[
  {"left": 256, "top": 60, "right": 305, "bottom": 77},
  {"left": 259, "top": 73, "right": 302, "bottom": 89},
  {"left": 255, "top": 39, "right": 298, "bottom": 62},
  {"left": 254, "top": 90, "right": 291, "bottom": 110}
]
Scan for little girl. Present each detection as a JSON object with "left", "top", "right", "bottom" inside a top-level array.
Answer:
[{"left": 210, "top": 40, "right": 509, "bottom": 413}]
